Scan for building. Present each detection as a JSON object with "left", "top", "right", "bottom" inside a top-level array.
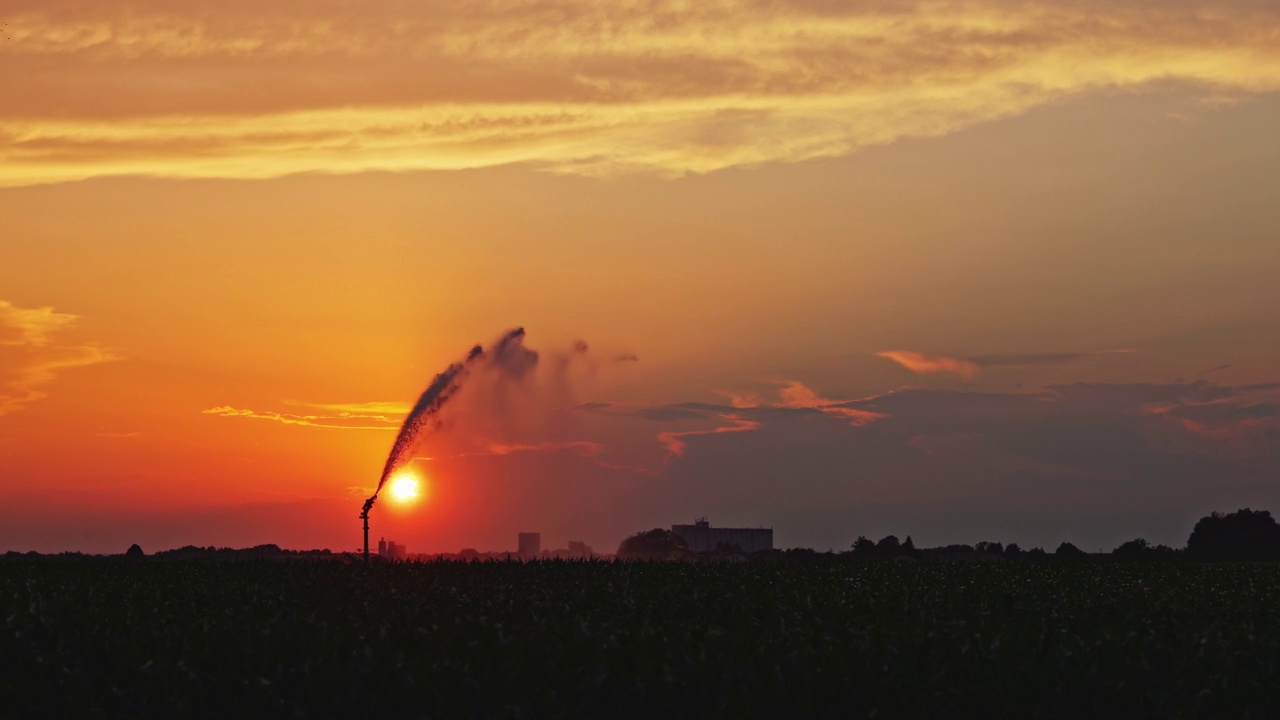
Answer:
[
  {"left": 671, "top": 518, "right": 773, "bottom": 554},
  {"left": 518, "top": 532, "right": 541, "bottom": 559},
  {"left": 378, "top": 537, "right": 406, "bottom": 560}
]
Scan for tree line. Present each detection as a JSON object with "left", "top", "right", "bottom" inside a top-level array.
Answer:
[{"left": 617, "top": 509, "right": 1280, "bottom": 562}]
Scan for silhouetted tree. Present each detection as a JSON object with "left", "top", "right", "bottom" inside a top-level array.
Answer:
[
  {"left": 902, "top": 536, "right": 916, "bottom": 554},
  {"left": 125, "top": 544, "right": 144, "bottom": 558},
  {"left": 1003, "top": 543, "right": 1022, "bottom": 558},
  {"left": 1113, "top": 538, "right": 1150, "bottom": 559},
  {"left": 851, "top": 536, "right": 876, "bottom": 554},
  {"left": 1054, "top": 542, "right": 1087, "bottom": 559},
  {"left": 617, "top": 529, "right": 688, "bottom": 560},
  {"left": 1187, "top": 509, "right": 1280, "bottom": 561},
  {"left": 876, "top": 535, "right": 900, "bottom": 553},
  {"left": 975, "top": 541, "right": 1004, "bottom": 555}
]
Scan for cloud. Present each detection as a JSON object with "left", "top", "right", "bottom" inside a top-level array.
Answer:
[
  {"left": 205, "top": 398, "right": 419, "bottom": 429},
  {"left": 633, "top": 378, "right": 1280, "bottom": 546},
  {"left": 0, "top": 300, "right": 78, "bottom": 347},
  {"left": 0, "top": 300, "right": 119, "bottom": 417},
  {"left": 287, "top": 400, "right": 411, "bottom": 416},
  {"left": 721, "top": 379, "right": 888, "bottom": 427},
  {"left": 201, "top": 405, "right": 398, "bottom": 430},
  {"left": 773, "top": 380, "right": 888, "bottom": 426},
  {"left": 878, "top": 351, "right": 980, "bottom": 380},
  {"left": 878, "top": 348, "right": 1137, "bottom": 379},
  {"left": 3, "top": 0, "right": 1280, "bottom": 185},
  {"left": 657, "top": 415, "right": 761, "bottom": 458}
]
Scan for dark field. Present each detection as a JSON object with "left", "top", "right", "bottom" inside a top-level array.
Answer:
[{"left": 5, "top": 560, "right": 1280, "bottom": 718}]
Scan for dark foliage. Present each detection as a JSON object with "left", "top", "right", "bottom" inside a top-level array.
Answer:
[
  {"left": 5, "top": 560, "right": 1280, "bottom": 717},
  {"left": 975, "top": 541, "right": 1004, "bottom": 555},
  {"left": 851, "top": 536, "right": 876, "bottom": 553},
  {"left": 875, "top": 535, "right": 900, "bottom": 552},
  {"left": 1055, "top": 542, "right": 1087, "bottom": 558},
  {"left": 153, "top": 545, "right": 333, "bottom": 560},
  {"left": 1112, "top": 539, "right": 1179, "bottom": 561},
  {"left": 616, "top": 529, "right": 688, "bottom": 559},
  {"left": 1186, "top": 509, "right": 1280, "bottom": 561}
]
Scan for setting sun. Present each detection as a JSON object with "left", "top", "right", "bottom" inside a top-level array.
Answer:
[{"left": 390, "top": 474, "right": 420, "bottom": 502}]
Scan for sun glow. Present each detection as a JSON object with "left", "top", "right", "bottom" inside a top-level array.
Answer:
[{"left": 390, "top": 474, "right": 420, "bottom": 502}]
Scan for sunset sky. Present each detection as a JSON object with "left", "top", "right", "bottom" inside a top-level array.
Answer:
[{"left": 2, "top": 0, "right": 1279, "bottom": 554}]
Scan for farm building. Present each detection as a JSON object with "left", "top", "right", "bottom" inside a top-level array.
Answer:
[{"left": 672, "top": 518, "right": 773, "bottom": 554}]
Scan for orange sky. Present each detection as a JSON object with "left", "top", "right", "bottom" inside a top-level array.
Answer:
[{"left": 2, "top": 0, "right": 1280, "bottom": 554}]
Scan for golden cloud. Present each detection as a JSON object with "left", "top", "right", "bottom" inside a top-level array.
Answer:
[
  {"left": 1, "top": 1, "right": 1279, "bottom": 184},
  {"left": 0, "top": 300, "right": 120, "bottom": 416},
  {"left": 201, "top": 405, "right": 398, "bottom": 430}
]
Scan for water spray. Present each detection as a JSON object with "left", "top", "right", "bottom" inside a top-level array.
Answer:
[{"left": 361, "top": 328, "right": 532, "bottom": 560}]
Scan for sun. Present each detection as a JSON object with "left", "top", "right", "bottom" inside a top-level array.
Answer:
[{"left": 390, "top": 474, "right": 420, "bottom": 502}]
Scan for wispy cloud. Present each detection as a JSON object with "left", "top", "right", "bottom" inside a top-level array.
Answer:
[
  {"left": 0, "top": 300, "right": 119, "bottom": 417},
  {"left": 773, "top": 380, "right": 887, "bottom": 427},
  {"left": 721, "top": 380, "right": 887, "bottom": 427},
  {"left": 285, "top": 400, "right": 411, "bottom": 417},
  {"left": 202, "top": 406, "right": 398, "bottom": 430},
  {"left": 657, "top": 415, "right": 761, "bottom": 458},
  {"left": 0, "top": 301, "right": 78, "bottom": 347},
  {"left": 879, "top": 348, "right": 1136, "bottom": 379},
  {"left": 877, "top": 351, "right": 981, "bottom": 380},
  {"left": 3, "top": 1, "right": 1280, "bottom": 185}
]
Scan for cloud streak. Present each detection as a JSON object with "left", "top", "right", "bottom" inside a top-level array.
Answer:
[
  {"left": 0, "top": 300, "right": 119, "bottom": 417},
  {"left": 202, "top": 406, "right": 399, "bottom": 430},
  {"left": 878, "top": 351, "right": 981, "bottom": 380},
  {"left": 3, "top": 0, "right": 1280, "bottom": 185},
  {"left": 657, "top": 415, "right": 762, "bottom": 458},
  {"left": 879, "top": 348, "right": 1137, "bottom": 379}
]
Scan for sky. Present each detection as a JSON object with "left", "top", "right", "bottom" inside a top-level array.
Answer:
[{"left": 2, "top": 0, "right": 1279, "bottom": 554}]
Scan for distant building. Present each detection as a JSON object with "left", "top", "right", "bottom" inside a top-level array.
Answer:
[
  {"left": 672, "top": 518, "right": 773, "bottom": 554},
  {"left": 518, "top": 532, "right": 541, "bottom": 559},
  {"left": 378, "top": 537, "right": 406, "bottom": 560}
]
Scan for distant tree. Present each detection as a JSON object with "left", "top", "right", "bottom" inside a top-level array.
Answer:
[
  {"left": 975, "top": 541, "right": 1004, "bottom": 555},
  {"left": 1003, "top": 543, "right": 1022, "bottom": 558},
  {"left": 876, "top": 535, "right": 900, "bottom": 553},
  {"left": 851, "top": 536, "right": 876, "bottom": 554},
  {"left": 1187, "top": 509, "right": 1280, "bottom": 561},
  {"left": 1025, "top": 547, "right": 1048, "bottom": 558},
  {"left": 125, "top": 544, "right": 144, "bottom": 559},
  {"left": 1113, "top": 538, "right": 1150, "bottom": 559},
  {"left": 902, "top": 536, "right": 916, "bottom": 554},
  {"left": 617, "top": 529, "right": 688, "bottom": 560},
  {"left": 1054, "top": 542, "right": 1087, "bottom": 559}
]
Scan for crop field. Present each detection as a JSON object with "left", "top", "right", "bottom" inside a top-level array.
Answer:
[{"left": 4, "top": 560, "right": 1280, "bottom": 718}]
